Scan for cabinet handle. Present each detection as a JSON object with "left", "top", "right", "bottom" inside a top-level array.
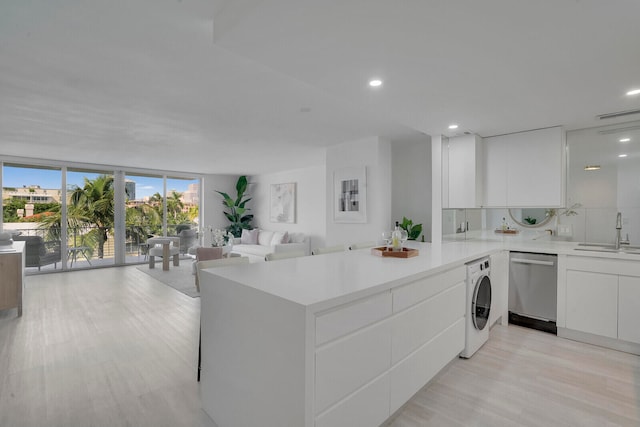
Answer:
[{"left": 510, "top": 258, "right": 555, "bottom": 266}]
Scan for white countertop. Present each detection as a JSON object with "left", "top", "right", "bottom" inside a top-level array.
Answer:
[
  {"left": 204, "top": 236, "right": 640, "bottom": 311},
  {"left": 205, "top": 240, "right": 498, "bottom": 310}
]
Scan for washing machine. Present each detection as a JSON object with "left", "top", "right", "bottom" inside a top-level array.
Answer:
[{"left": 460, "top": 256, "right": 492, "bottom": 359}]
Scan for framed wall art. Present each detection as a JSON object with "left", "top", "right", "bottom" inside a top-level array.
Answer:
[
  {"left": 270, "top": 182, "right": 296, "bottom": 223},
  {"left": 333, "top": 167, "right": 367, "bottom": 223}
]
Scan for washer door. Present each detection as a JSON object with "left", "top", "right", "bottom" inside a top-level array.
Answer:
[{"left": 472, "top": 275, "right": 491, "bottom": 330}]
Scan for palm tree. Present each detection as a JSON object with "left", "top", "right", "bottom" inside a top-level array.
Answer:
[
  {"left": 68, "top": 175, "right": 115, "bottom": 258},
  {"left": 166, "top": 191, "right": 184, "bottom": 222},
  {"left": 125, "top": 203, "right": 162, "bottom": 244}
]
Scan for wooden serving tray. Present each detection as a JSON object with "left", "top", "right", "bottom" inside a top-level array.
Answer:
[
  {"left": 371, "top": 247, "right": 419, "bottom": 258},
  {"left": 495, "top": 229, "right": 519, "bottom": 234}
]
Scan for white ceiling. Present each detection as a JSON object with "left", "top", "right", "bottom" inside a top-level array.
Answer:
[{"left": 1, "top": 0, "right": 639, "bottom": 175}]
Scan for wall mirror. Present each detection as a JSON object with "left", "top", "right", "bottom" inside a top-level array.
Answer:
[
  {"left": 508, "top": 208, "right": 554, "bottom": 228},
  {"left": 565, "top": 119, "right": 640, "bottom": 244}
]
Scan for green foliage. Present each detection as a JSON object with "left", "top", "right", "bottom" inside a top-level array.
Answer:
[
  {"left": 400, "top": 216, "right": 423, "bottom": 240},
  {"left": 2, "top": 198, "right": 60, "bottom": 222},
  {"left": 216, "top": 175, "right": 253, "bottom": 237},
  {"left": 523, "top": 216, "right": 537, "bottom": 225}
]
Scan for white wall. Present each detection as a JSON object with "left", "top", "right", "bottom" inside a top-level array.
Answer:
[
  {"left": 249, "top": 165, "right": 327, "bottom": 251},
  {"left": 325, "top": 137, "right": 392, "bottom": 247},
  {"left": 391, "top": 136, "right": 432, "bottom": 242},
  {"left": 201, "top": 174, "right": 242, "bottom": 247}
]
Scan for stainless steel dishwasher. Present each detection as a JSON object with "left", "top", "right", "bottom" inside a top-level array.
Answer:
[{"left": 508, "top": 252, "right": 558, "bottom": 334}]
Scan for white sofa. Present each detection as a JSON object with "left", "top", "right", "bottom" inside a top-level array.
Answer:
[{"left": 231, "top": 230, "right": 310, "bottom": 262}]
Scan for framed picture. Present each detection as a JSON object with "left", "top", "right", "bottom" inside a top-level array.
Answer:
[
  {"left": 270, "top": 182, "right": 296, "bottom": 223},
  {"left": 334, "top": 167, "right": 367, "bottom": 223}
]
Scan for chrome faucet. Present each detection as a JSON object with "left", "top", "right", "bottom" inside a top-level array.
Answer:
[{"left": 615, "top": 212, "right": 622, "bottom": 249}]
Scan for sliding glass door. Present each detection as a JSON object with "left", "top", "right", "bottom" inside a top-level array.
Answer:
[
  {"left": 124, "top": 173, "right": 163, "bottom": 264},
  {"left": 2, "top": 160, "right": 202, "bottom": 274},
  {"left": 66, "top": 168, "right": 115, "bottom": 269},
  {"left": 2, "top": 163, "right": 63, "bottom": 273}
]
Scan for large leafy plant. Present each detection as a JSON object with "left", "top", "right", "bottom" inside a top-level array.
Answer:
[
  {"left": 400, "top": 216, "right": 423, "bottom": 241},
  {"left": 216, "top": 175, "right": 253, "bottom": 237}
]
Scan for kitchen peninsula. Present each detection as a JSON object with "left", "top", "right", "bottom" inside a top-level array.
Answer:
[
  {"left": 199, "top": 238, "right": 640, "bottom": 427},
  {"left": 199, "top": 240, "right": 504, "bottom": 427}
]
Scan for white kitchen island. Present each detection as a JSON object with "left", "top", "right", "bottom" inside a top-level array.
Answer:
[{"left": 199, "top": 241, "right": 503, "bottom": 427}]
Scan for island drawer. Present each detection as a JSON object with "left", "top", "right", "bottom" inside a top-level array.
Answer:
[
  {"left": 315, "top": 319, "right": 391, "bottom": 414},
  {"left": 315, "top": 372, "right": 390, "bottom": 427},
  {"left": 315, "top": 291, "right": 392, "bottom": 345},
  {"left": 391, "top": 282, "right": 465, "bottom": 363},
  {"left": 392, "top": 265, "right": 465, "bottom": 312}
]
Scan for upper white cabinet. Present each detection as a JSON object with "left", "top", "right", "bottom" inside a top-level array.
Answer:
[
  {"left": 483, "top": 126, "right": 565, "bottom": 207},
  {"left": 443, "top": 134, "right": 483, "bottom": 208}
]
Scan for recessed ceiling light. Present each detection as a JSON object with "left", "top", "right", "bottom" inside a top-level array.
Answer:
[
  {"left": 619, "top": 137, "right": 631, "bottom": 142},
  {"left": 619, "top": 154, "right": 628, "bottom": 158},
  {"left": 368, "top": 79, "right": 382, "bottom": 88},
  {"left": 584, "top": 165, "right": 601, "bottom": 171},
  {"left": 448, "top": 124, "right": 459, "bottom": 130},
  {"left": 627, "top": 89, "right": 640, "bottom": 96}
]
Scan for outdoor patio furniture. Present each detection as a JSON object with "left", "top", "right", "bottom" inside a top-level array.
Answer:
[
  {"left": 13, "top": 235, "right": 61, "bottom": 271},
  {"left": 178, "top": 228, "right": 198, "bottom": 254}
]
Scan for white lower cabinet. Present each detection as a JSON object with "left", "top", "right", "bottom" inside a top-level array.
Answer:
[
  {"left": 315, "top": 320, "right": 392, "bottom": 414},
  {"left": 313, "top": 266, "right": 466, "bottom": 426},
  {"left": 389, "top": 318, "right": 465, "bottom": 414},
  {"left": 618, "top": 276, "right": 640, "bottom": 344},
  {"left": 391, "top": 283, "right": 465, "bottom": 363},
  {"left": 315, "top": 373, "right": 390, "bottom": 427},
  {"left": 562, "top": 256, "right": 640, "bottom": 348},
  {"left": 565, "top": 270, "right": 618, "bottom": 339}
]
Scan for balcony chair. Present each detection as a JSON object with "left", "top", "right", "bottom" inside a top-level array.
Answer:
[
  {"left": 13, "top": 235, "right": 62, "bottom": 271},
  {"left": 178, "top": 228, "right": 198, "bottom": 254}
]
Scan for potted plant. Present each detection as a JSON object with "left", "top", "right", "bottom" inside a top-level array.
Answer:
[
  {"left": 216, "top": 175, "right": 254, "bottom": 237},
  {"left": 400, "top": 217, "right": 423, "bottom": 240}
]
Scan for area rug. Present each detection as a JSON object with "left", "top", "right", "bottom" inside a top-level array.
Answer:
[{"left": 136, "top": 263, "right": 198, "bottom": 298}]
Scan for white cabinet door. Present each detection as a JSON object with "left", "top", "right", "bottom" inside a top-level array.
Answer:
[
  {"left": 618, "top": 276, "right": 640, "bottom": 344},
  {"left": 483, "top": 127, "right": 564, "bottom": 207},
  {"left": 566, "top": 270, "right": 618, "bottom": 339},
  {"left": 447, "top": 134, "right": 482, "bottom": 208},
  {"left": 506, "top": 127, "right": 564, "bottom": 207},
  {"left": 483, "top": 134, "right": 508, "bottom": 207}
]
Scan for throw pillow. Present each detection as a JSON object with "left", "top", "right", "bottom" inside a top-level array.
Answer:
[
  {"left": 270, "top": 231, "right": 286, "bottom": 246},
  {"left": 281, "top": 231, "right": 289, "bottom": 244},
  {"left": 240, "top": 228, "right": 259, "bottom": 244},
  {"left": 258, "top": 230, "right": 274, "bottom": 246}
]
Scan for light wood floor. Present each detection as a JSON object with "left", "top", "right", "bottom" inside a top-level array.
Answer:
[{"left": 1, "top": 267, "right": 639, "bottom": 427}]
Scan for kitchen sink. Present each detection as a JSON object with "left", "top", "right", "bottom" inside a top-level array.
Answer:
[{"left": 575, "top": 243, "right": 640, "bottom": 255}]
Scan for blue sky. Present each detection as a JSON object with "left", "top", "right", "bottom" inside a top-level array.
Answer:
[{"left": 3, "top": 166, "right": 196, "bottom": 199}]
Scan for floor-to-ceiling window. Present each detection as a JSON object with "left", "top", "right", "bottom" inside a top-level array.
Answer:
[
  {"left": 66, "top": 168, "right": 115, "bottom": 269},
  {"left": 2, "top": 163, "right": 63, "bottom": 273},
  {"left": 2, "top": 159, "right": 202, "bottom": 274},
  {"left": 166, "top": 176, "right": 200, "bottom": 254},
  {"left": 124, "top": 173, "right": 164, "bottom": 265}
]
